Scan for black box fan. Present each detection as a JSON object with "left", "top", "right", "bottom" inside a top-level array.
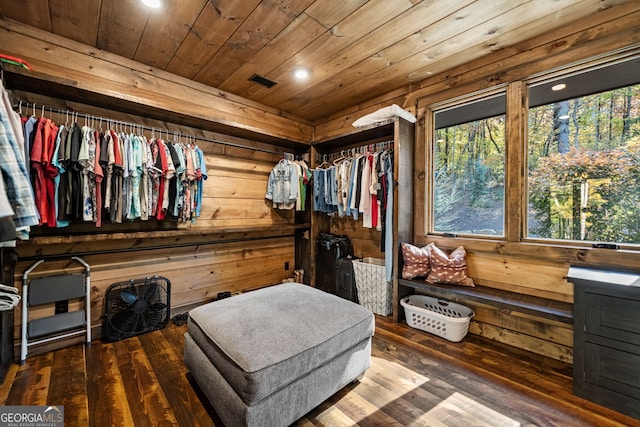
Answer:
[{"left": 103, "top": 276, "right": 171, "bottom": 342}]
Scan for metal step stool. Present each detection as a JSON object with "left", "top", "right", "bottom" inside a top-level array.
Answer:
[{"left": 21, "top": 257, "right": 91, "bottom": 364}]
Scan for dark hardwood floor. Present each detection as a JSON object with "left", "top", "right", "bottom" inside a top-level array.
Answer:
[{"left": 1, "top": 316, "right": 638, "bottom": 427}]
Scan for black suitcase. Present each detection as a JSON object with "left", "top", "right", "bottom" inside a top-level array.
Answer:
[
  {"left": 316, "top": 233, "right": 353, "bottom": 294},
  {"left": 336, "top": 256, "right": 359, "bottom": 303}
]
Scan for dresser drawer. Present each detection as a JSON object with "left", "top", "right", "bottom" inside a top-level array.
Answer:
[
  {"left": 584, "top": 342, "right": 640, "bottom": 399},
  {"left": 585, "top": 293, "right": 640, "bottom": 345}
]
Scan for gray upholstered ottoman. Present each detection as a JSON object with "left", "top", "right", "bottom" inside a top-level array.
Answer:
[{"left": 184, "top": 282, "right": 374, "bottom": 427}]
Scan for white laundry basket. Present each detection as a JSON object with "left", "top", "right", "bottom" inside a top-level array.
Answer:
[
  {"left": 401, "top": 294, "right": 474, "bottom": 342},
  {"left": 352, "top": 257, "right": 392, "bottom": 316}
]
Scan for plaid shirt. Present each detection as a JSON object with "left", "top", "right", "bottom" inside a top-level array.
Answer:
[{"left": 1, "top": 85, "right": 39, "bottom": 230}]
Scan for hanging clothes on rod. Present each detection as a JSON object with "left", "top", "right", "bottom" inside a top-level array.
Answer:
[
  {"left": 312, "top": 141, "right": 395, "bottom": 269},
  {"left": 15, "top": 101, "right": 209, "bottom": 228},
  {"left": 265, "top": 152, "right": 311, "bottom": 211},
  {"left": 313, "top": 141, "right": 393, "bottom": 225},
  {"left": 17, "top": 103, "right": 283, "bottom": 155}
]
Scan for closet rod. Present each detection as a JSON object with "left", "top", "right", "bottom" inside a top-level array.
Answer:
[
  {"left": 316, "top": 139, "right": 393, "bottom": 163},
  {"left": 18, "top": 101, "right": 286, "bottom": 156}
]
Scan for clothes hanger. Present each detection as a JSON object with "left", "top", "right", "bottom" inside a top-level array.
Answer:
[
  {"left": 332, "top": 150, "right": 346, "bottom": 165},
  {"left": 316, "top": 154, "right": 330, "bottom": 169}
]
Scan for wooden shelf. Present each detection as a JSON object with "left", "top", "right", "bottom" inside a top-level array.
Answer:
[
  {"left": 3, "top": 64, "right": 308, "bottom": 150},
  {"left": 399, "top": 279, "right": 574, "bottom": 324},
  {"left": 312, "top": 121, "right": 395, "bottom": 149},
  {"left": 20, "top": 224, "right": 310, "bottom": 246}
]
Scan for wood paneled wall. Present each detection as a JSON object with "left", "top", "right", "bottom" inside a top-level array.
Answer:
[
  {"left": 330, "top": 218, "right": 384, "bottom": 260},
  {"left": 4, "top": 1, "right": 640, "bottom": 363},
  {"left": 196, "top": 145, "right": 295, "bottom": 229},
  {"left": 0, "top": 17, "right": 314, "bottom": 144},
  {"left": 17, "top": 237, "right": 294, "bottom": 321},
  {"left": 9, "top": 103, "right": 298, "bottom": 356},
  {"left": 3, "top": 16, "right": 306, "bottom": 359},
  {"left": 315, "top": 2, "right": 640, "bottom": 137},
  {"left": 314, "top": 3, "right": 640, "bottom": 360}
]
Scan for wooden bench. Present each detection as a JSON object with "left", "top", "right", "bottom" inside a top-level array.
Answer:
[
  {"left": 397, "top": 278, "right": 573, "bottom": 325},
  {"left": 395, "top": 245, "right": 573, "bottom": 325},
  {"left": 395, "top": 247, "right": 575, "bottom": 361}
]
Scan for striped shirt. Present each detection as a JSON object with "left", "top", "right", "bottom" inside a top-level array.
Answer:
[{"left": 0, "top": 84, "right": 39, "bottom": 230}]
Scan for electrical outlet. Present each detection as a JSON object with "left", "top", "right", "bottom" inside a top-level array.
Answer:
[
  {"left": 284, "top": 261, "right": 290, "bottom": 270},
  {"left": 55, "top": 300, "right": 69, "bottom": 314}
]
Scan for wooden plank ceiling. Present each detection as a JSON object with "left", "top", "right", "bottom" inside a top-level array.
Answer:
[{"left": 0, "top": 0, "right": 632, "bottom": 122}]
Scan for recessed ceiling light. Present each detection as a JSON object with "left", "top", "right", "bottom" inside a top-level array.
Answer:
[
  {"left": 294, "top": 68, "right": 310, "bottom": 80},
  {"left": 141, "top": 0, "right": 161, "bottom": 8},
  {"left": 551, "top": 83, "right": 567, "bottom": 91}
]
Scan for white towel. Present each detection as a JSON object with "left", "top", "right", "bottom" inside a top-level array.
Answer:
[{"left": 352, "top": 104, "right": 417, "bottom": 128}]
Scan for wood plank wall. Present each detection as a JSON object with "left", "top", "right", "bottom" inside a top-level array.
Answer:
[
  {"left": 314, "top": 2, "right": 640, "bottom": 361},
  {"left": 3, "top": 2, "right": 639, "bottom": 364},
  {"left": 0, "top": 17, "right": 314, "bottom": 144},
  {"left": 315, "top": 2, "right": 640, "bottom": 138},
  {"left": 8, "top": 99, "right": 298, "bottom": 356},
  {"left": 330, "top": 218, "right": 384, "bottom": 260},
  {"left": 0, "top": 16, "right": 312, "bottom": 357}
]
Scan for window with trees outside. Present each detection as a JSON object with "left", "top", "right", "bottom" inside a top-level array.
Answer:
[
  {"left": 433, "top": 94, "right": 506, "bottom": 236},
  {"left": 527, "top": 58, "right": 640, "bottom": 244}
]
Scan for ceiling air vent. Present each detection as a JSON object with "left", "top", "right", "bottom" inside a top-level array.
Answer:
[{"left": 249, "top": 74, "right": 278, "bottom": 88}]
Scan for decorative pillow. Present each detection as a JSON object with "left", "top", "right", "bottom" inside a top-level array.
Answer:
[
  {"left": 401, "top": 242, "right": 432, "bottom": 279},
  {"left": 426, "top": 245, "right": 475, "bottom": 287}
]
